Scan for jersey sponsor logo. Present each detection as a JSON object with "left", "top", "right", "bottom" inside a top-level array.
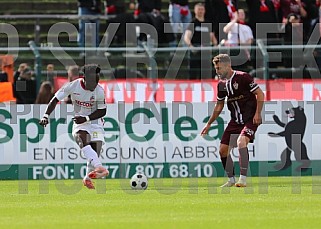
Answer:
[
  {"left": 75, "top": 100, "right": 94, "bottom": 107},
  {"left": 74, "top": 95, "right": 95, "bottom": 107},
  {"left": 73, "top": 93, "right": 81, "bottom": 95},
  {"left": 227, "top": 94, "right": 244, "bottom": 102}
]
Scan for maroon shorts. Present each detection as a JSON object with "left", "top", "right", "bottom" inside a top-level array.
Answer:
[{"left": 220, "top": 120, "right": 258, "bottom": 147}]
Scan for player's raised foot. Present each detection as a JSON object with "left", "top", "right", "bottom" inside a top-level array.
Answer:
[
  {"left": 88, "top": 166, "right": 109, "bottom": 179},
  {"left": 235, "top": 179, "right": 247, "bottom": 187},
  {"left": 83, "top": 179, "right": 95, "bottom": 189},
  {"left": 220, "top": 181, "right": 236, "bottom": 187}
]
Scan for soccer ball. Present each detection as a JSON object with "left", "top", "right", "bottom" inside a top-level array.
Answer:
[{"left": 130, "top": 173, "right": 148, "bottom": 190}]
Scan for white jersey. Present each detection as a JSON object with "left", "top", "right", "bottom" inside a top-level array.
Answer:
[
  {"left": 55, "top": 78, "right": 106, "bottom": 127},
  {"left": 226, "top": 23, "right": 253, "bottom": 45}
]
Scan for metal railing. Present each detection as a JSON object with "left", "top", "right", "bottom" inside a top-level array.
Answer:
[
  {"left": 1, "top": 40, "right": 321, "bottom": 94},
  {"left": 0, "top": 14, "right": 114, "bottom": 45}
]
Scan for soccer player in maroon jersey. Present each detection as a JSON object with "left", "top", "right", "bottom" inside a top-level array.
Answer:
[{"left": 201, "top": 54, "right": 264, "bottom": 187}]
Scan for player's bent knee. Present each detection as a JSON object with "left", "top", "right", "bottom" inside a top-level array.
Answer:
[
  {"left": 75, "top": 131, "right": 91, "bottom": 144},
  {"left": 219, "top": 151, "right": 229, "bottom": 157},
  {"left": 219, "top": 144, "right": 229, "bottom": 157},
  {"left": 237, "top": 136, "right": 250, "bottom": 149},
  {"left": 74, "top": 136, "right": 84, "bottom": 148}
]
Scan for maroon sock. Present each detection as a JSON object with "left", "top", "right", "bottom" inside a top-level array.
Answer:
[
  {"left": 239, "top": 147, "right": 249, "bottom": 176},
  {"left": 221, "top": 154, "right": 235, "bottom": 178}
]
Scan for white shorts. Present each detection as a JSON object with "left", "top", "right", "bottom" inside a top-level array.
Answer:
[{"left": 72, "top": 123, "right": 105, "bottom": 143}]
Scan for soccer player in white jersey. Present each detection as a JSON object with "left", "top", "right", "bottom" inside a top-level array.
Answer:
[{"left": 39, "top": 64, "right": 109, "bottom": 189}]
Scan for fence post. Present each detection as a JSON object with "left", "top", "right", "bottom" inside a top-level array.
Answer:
[
  {"left": 143, "top": 35, "right": 158, "bottom": 99},
  {"left": 28, "top": 40, "right": 42, "bottom": 94},
  {"left": 34, "top": 18, "right": 41, "bottom": 45},
  {"left": 257, "top": 39, "right": 270, "bottom": 101}
]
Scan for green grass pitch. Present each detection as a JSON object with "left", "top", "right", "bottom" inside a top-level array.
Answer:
[{"left": 1, "top": 177, "right": 321, "bottom": 229}]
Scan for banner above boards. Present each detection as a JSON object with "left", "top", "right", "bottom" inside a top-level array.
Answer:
[{"left": 53, "top": 78, "right": 321, "bottom": 103}]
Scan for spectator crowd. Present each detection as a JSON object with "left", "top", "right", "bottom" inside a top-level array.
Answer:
[{"left": 2, "top": 0, "right": 321, "bottom": 104}]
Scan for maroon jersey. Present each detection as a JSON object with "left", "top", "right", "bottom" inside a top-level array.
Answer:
[{"left": 217, "top": 71, "right": 259, "bottom": 124}]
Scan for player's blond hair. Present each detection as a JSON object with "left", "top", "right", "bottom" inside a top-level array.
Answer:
[{"left": 213, "top": 54, "right": 231, "bottom": 64}]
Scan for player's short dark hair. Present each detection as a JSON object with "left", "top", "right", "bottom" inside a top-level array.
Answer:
[
  {"left": 213, "top": 54, "right": 231, "bottom": 64},
  {"left": 81, "top": 64, "right": 101, "bottom": 78}
]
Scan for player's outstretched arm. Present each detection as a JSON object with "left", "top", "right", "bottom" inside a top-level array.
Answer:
[
  {"left": 39, "top": 97, "right": 59, "bottom": 127},
  {"left": 201, "top": 101, "right": 224, "bottom": 136},
  {"left": 89, "top": 108, "right": 107, "bottom": 120}
]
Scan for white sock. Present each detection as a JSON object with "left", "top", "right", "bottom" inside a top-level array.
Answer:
[
  {"left": 229, "top": 176, "right": 236, "bottom": 183},
  {"left": 82, "top": 145, "right": 102, "bottom": 168},
  {"left": 84, "top": 161, "right": 95, "bottom": 180},
  {"left": 240, "top": 175, "right": 247, "bottom": 181}
]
